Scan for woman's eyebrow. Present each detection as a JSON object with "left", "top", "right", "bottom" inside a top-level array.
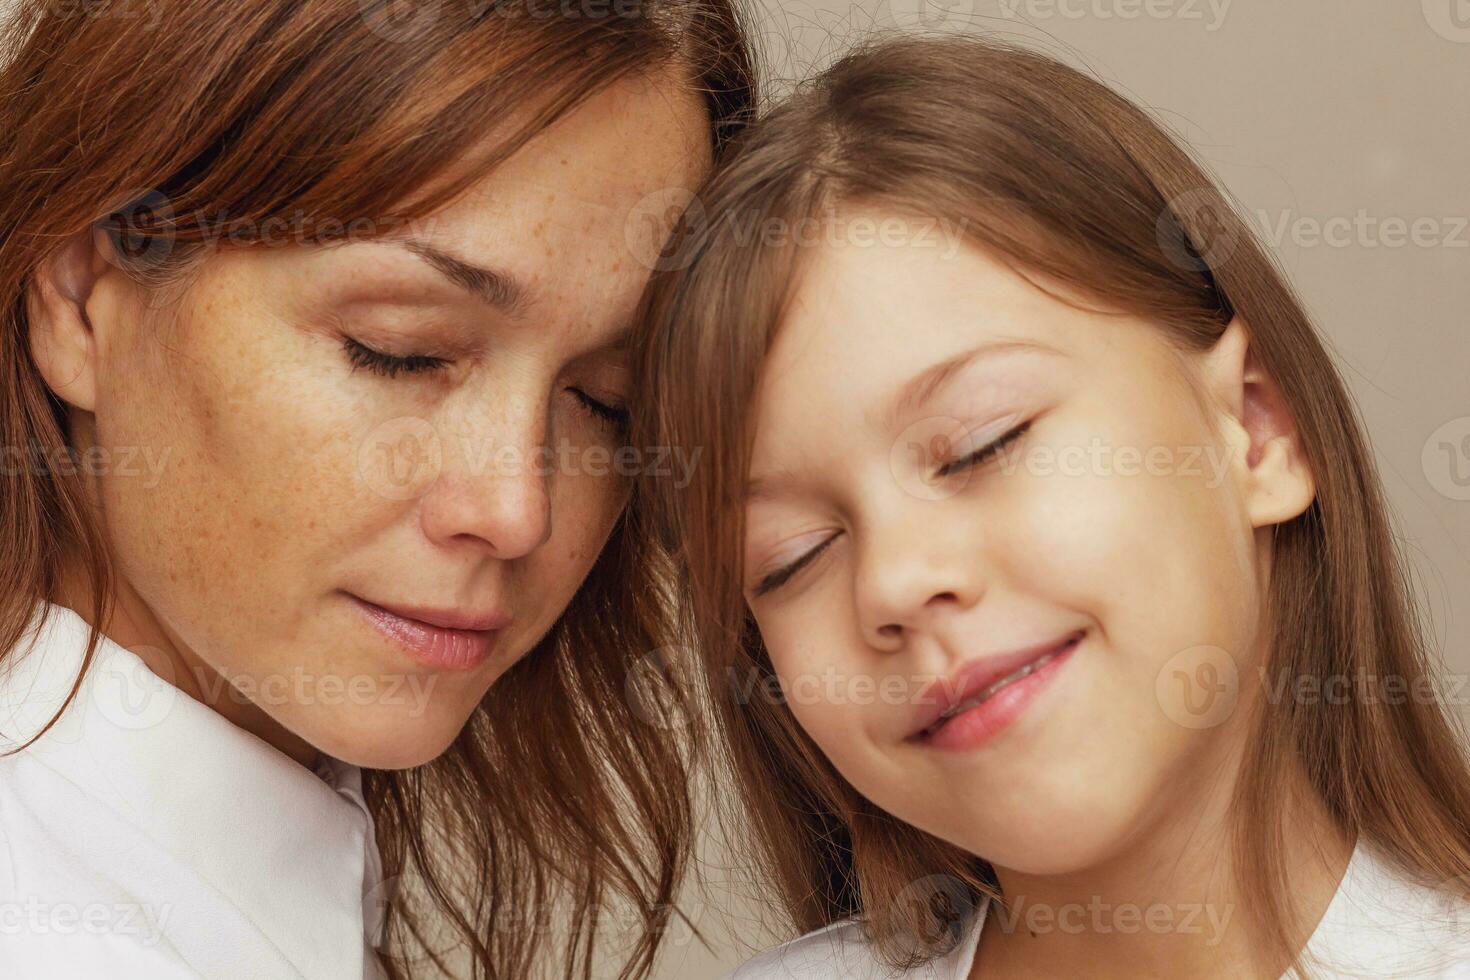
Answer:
[
  {"left": 379, "top": 237, "right": 530, "bottom": 318},
  {"left": 885, "top": 337, "right": 1061, "bottom": 429}
]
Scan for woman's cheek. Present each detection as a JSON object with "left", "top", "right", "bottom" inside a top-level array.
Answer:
[{"left": 566, "top": 461, "right": 627, "bottom": 548}]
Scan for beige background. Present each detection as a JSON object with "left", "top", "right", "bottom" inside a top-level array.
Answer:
[
  {"left": 653, "top": 1, "right": 1470, "bottom": 976},
  {"left": 3, "top": 0, "right": 1464, "bottom": 975}
]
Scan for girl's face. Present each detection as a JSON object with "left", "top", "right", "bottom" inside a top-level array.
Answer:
[
  {"left": 742, "top": 213, "right": 1314, "bottom": 874},
  {"left": 38, "top": 71, "right": 711, "bottom": 769}
]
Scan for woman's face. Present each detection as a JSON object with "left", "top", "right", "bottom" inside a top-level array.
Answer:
[
  {"left": 57, "top": 71, "right": 710, "bottom": 769},
  {"left": 741, "top": 213, "right": 1314, "bottom": 874}
]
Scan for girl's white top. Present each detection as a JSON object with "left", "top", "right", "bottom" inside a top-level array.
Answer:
[
  {"left": 725, "top": 831, "right": 1470, "bottom": 979},
  {"left": 0, "top": 601, "right": 387, "bottom": 979}
]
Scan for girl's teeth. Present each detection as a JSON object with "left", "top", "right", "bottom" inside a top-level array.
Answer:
[
  {"left": 949, "top": 652, "right": 1055, "bottom": 716},
  {"left": 926, "top": 643, "right": 1073, "bottom": 736}
]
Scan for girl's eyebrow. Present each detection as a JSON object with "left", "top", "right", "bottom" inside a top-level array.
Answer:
[
  {"left": 746, "top": 339, "right": 1062, "bottom": 505},
  {"left": 745, "top": 464, "right": 804, "bottom": 505},
  {"left": 884, "top": 337, "right": 1062, "bottom": 429}
]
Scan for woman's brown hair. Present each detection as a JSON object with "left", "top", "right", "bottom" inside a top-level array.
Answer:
[
  {"left": 633, "top": 32, "right": 1470, "bottom": 978},
  {"left": 0, "top": 1, "right": 753, "bottom": 977}
]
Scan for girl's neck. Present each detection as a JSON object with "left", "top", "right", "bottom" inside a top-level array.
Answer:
[{"left": 971, "top": 746, "right": 1354, "bottom": 980}]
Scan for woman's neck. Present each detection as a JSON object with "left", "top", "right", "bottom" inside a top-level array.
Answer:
[
  {"left": 970, "top": 745, "right": 1354, "bottom": 980},
  {"left": 52, "top": 557, "right": 322, "bottom": 769}
]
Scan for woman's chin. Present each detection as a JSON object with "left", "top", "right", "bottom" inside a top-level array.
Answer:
[{"left": 289, "top": 706, "right": 474, "bottom": 771}]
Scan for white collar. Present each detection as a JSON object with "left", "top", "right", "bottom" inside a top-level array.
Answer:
[
  {"left": 952, "top": 837, "right": 1470, "bottom": 978},
  {"left": 0, "top": 600, "right": 386, "bottom": 978},
  {"left": 1294, "top": 835, "right": 1470, "bottom": 977}
]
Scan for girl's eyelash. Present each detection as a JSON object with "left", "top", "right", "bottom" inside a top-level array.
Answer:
[
  {"left": 569, "top": 388, "right": 631, "bottom": 435},
  {"left": 343, "top": 337, "right": 450, "bottom": 378},
  {"left": 754, "top": 533, "right": 839, "bottom": 598},
  {"left": 751, "top": 420, "right": 1034, "bottom": 599},
  {"left": 934, "top": 419, "right": 1032, "bottom": 479}
]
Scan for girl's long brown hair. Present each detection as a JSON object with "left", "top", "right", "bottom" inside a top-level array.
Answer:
[
  {"left": 633, "top": 33, "right": 1470, "bottom": 978},
  {"left": 0, "top": 2, "right": 753, "bottom": 977}
]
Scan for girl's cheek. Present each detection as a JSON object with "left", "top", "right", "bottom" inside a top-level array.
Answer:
[{"left": 766, "top": 615, "right": 857, "bottom": 741}]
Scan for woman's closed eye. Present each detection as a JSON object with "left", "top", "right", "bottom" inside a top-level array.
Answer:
[
  {"left": 568, "top": 388, "right": 631, "bottom": 435},
  {"left": 341, "top": 334, "right": 628, "bottom": 436},
  {"left": 342, "top": 336, "right": 451, "bottom": 378}
]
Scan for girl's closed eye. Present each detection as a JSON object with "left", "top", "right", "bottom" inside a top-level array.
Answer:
[
  {"left": 934, "top": 418, "right": 1032, "bottom": 479},
  {"left": 751, "top": 530, "right": 840, "bottom": 598},
  {"left": 751, "top": 421, "right": 1033, "bottom": 599}
]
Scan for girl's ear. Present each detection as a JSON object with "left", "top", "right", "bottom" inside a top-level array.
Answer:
[
  {"left": 1199, "top": 316, "right": 1316, "bottom": 528},
  {"left": 27, "top": 227, "right": 116, "bottom": 414}
]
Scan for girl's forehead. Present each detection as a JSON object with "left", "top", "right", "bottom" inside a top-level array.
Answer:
[{"left": 764, "top": 239, "right": 1126, "bottom": 393}]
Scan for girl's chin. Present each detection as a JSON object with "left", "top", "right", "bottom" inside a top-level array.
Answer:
[
  {"left": 973, "top": 841, "right": 1125, "bottom": 878},
  {"left": 923, "top": 806, "right": 1142, "bottom": 877}
]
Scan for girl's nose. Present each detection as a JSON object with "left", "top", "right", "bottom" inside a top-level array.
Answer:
[{"left": 853, "top": 514, "right": 984, "bottom": 651}]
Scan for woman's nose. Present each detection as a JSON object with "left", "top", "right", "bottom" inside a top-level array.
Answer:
[{"left": 417, "top": 413, "right": 554, "bottom": 561}]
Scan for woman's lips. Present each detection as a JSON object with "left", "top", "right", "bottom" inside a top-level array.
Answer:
[
  {"left": 907, "top": 630, "right": 1084, "bottom": 750},
  {"left": 349, "top": 594, "right": 508, "bottom": 671}
]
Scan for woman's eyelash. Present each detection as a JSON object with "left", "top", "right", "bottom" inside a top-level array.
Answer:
[
  {"left": 934, "top": 420, "right": 1032, "bottom": 479},
  {"left": 754, "top": 533, "right": 838, "bottom": 598},
  {"left": 342, "top": 337, "right": 628, "bottom": 436},
  {"left": 569, "top": 388, "right": 631, "bottom": 434},
  {"left": 343, "top": 337, "right": 450, "bottom": 378}
]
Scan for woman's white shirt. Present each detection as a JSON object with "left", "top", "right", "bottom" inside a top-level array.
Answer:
[
  {"left": 0, "top": 601, "right": 386, "bottom": 979},
  {"left": 724, "top": 837, "right": 1470, "bottom": 979}
]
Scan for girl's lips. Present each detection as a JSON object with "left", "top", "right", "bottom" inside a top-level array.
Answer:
[
  {"left": 907, "top": 630, "right": 1084, "bottom": 750},
  {"left": 350, "top": 595, "right": 506, "bottom": 671}
]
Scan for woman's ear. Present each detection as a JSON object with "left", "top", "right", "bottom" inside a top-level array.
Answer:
[
  {"left": 27, "top": 227, "right": 116, "bottom": 413},
  {"left": 1199, "top": 316, "right": 1316, "bottom": 528}
]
